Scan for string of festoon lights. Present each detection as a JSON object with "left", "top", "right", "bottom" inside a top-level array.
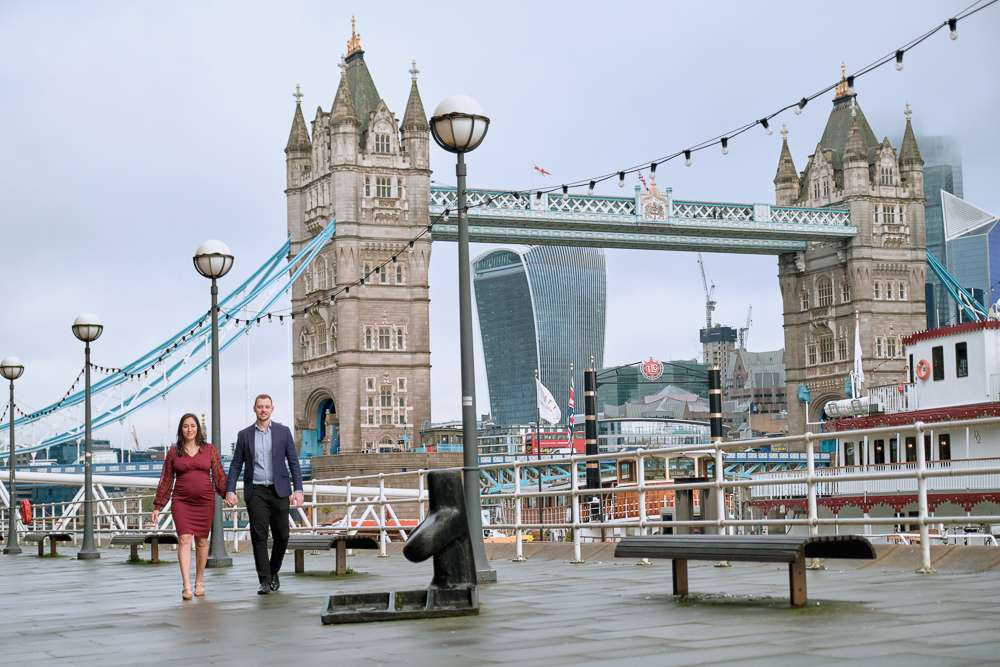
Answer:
[
  {"left": 512, "top": 0, "right": 996, "bottom": 201},
  {"left": 24, "top": 366, "right": 87, "bottom": 419}
]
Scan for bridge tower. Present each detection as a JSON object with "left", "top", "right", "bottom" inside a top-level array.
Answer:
[
  {"left": 285, "top": 22, "right": 432, "bottom": 455},
  {"left": 776, "top": 74, "right": 927, "bottom": 437}
]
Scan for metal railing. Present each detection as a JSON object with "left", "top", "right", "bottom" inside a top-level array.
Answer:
[{"left": 4, "top": 416, "right": 998, "bottom": 573}]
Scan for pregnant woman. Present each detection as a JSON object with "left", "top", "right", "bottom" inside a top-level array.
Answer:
[{"left": 152, "top": 413, "right": 227, "bottom": 600}]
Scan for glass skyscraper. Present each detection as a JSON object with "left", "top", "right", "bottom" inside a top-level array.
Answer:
[
  {"left": 473, "top": 246, "right": 606, "bottom": 426},
  {"left": 942, "top": 191, "right": 1000, "bottom": 314}
]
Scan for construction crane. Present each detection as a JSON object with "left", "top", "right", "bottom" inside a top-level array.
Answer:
[
  {"left": 739, "top": 305, "right": 753, "bottom": 349},
  {"left": 697, "top": 253, "right": 716, "bottom": 328}
]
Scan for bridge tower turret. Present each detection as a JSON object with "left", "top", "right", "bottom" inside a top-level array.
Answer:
[
  {"left": 776, "top": 76, "right": 926, "bottom": 440},
  {"left": 774, "top": 124, "right": 799, "bottom": 207},
  {"left": 285, "top": 21, "right": 432, "bottom": 456}
]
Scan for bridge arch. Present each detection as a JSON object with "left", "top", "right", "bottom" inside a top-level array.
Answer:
[{"left": 302, "top": 389, "right": 338, "bottom": 456}]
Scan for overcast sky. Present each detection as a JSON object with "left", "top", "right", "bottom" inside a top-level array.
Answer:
[{"left": 1, "top": 1, "right": 997, "bottom": 452}]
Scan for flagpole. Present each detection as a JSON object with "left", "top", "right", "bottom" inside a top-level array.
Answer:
[{"left": 535, "top": 368, "right": 542, "bottom": 541}]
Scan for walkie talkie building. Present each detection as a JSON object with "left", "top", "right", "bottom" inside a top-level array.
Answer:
[{"left": 473, "top": 246, "right": 606, "bottom": 425}]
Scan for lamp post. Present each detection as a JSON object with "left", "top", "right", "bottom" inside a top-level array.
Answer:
[
  {"left": 1, "top": 356, "right": 24, "bottom": 555},
  {"left": 429, "top": 95, "right": 496, "bottom": 583},
  {"left": 73, "top": 313, "right": 103, "bottom": 560},
  {"left": 194, "top": 240, "right": 235, "bottom": 568}
]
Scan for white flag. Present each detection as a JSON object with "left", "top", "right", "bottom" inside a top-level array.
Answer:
[
  {"left": 536, "top": 377, "right": 561, "bottom": 425},
  {"left": 853, "top": 313, "right": 865, "bottom": 395}
]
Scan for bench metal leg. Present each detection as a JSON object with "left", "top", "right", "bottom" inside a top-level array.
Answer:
[
  {"left": 336, "top": 540, "right": 347, "bottom": 576},
  {"left": 672, "top": 559, "right": 688, "bottom": 597},
  {"left": 295, "top": 550, "right": 304, "bottom": 574},
  {"left": 150, "top": 539, "right": 159, "bottom": 564},
  {"left": 789, "top": 557, "right": 807, "bottom": 607}
]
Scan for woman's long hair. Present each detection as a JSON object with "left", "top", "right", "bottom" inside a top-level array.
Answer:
[{"left": 175, "top": 413, "right": 207, "bottom": 457}]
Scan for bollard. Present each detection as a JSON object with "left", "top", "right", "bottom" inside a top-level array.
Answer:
[{"left": 321, "top": 469, "right": 479, "bottom": 624}]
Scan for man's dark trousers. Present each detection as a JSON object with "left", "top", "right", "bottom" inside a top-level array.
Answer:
[{"left": 248, "top": 484, "right": 289, "bottom": 583}]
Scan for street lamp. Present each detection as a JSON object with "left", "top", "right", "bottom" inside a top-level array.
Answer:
[
  {"left": 193, "top": 239, "right": 234, "bottom": 568},
  {"left": 72, "top": 313, "right": 102, "bottom": 560},
  {"left": 429, "top": 95, "right": 495, "bottom": 583},
  {"left": 1, "top": 356, "right": 24, "bottom": 555}
]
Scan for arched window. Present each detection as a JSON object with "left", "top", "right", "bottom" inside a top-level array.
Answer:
[
  {"left": 380, "top": 386, "right": 392, "bottom": 407},
  {"left": 898, "top": 282, "right": 906, "bottom": 300},
  {"left": 318, "top": 257, "right": 328, "bottom": 290},
  {"left": 375, "top": 134, "right": 390, "bottom": 153},
  {"left": 365, "top": 327, "right": 372, "bottom": 349},
  {"left": 304, "top": 268, "right": 313, "bottom": 294},
  {"left": 378, "top": 266, "right": 387, "bottom": 283},
  {"left": 378, "top": 327, "right": 390, "bottom": 350},
  {"left": 397, "top": 328, "right": 404, "bottom": 349},
  {"left": 396, "top": 265, "right": 403, "bottom": 284},
  {"left": 365, "top": 176, "right": 370, "bottom": 197},
  {"left": 376, "top": 177, "right": 391, "bottom": 198},
  {"left": 817, "top": 277, "right": 833, "bottom": 307},
  {"left": 800, "top": 291, "right": 809, "bottom": 310},
  {"left": 841, "top": 282, "right": 852, "bottom": 302}
]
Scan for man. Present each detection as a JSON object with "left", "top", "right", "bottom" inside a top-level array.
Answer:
[{"left": 225, "top": 394, "right": 303, "bottom": 595}]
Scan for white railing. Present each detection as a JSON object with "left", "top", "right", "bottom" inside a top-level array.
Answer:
[
  {"left": 868, "top": 382, "right": 915, "bottom": 414},
  {"left": 4, "top": 416, "right": 999, "bottom": 572}
]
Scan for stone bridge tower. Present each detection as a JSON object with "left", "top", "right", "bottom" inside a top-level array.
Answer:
[
  {"left": 776, "top": 74, "right": 927, "bottom": 437},
  {"left": 285, "top": 22, "right": 432, "bottom": 455}
]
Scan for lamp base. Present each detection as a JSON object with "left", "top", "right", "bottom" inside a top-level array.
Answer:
[
  {"left": 206, "top": 556, "right": 233, "bottom": 568},
  {"left": 77, "top": 549, "right": 101, "bottom": 560},
  {"left": 3, "top": 546, "right": 22, "bottom": 555}
]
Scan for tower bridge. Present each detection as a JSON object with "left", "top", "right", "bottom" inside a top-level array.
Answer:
[{"left": 429, "top": 186, "right": 856, "bottom": 253}]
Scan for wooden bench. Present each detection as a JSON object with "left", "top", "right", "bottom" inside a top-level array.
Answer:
[
  {"left": 268, "top": 534, "right": 379, "bottom": 575},
  {"left": 614, "top": 534, "right": 876, "bottom": 606},
  {"left": 109, "top": 533, "right": 180, "bottom": 563},
  {"left": 22, "top": 532, "right": 73, "bottom": 557}
]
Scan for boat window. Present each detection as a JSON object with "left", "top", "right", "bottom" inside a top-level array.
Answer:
[
  {"left": 955, "top": 342, "right": 968, "bottom": 378},
  {"left": 938, "top": 434, "right": 951, "bottom": 461},
  {"left": 924, "top": 434, "right": 932, "bottom": 461},
  {"left": 909, "top": 354, "right": 914, "bottom": 383},
  {"left": 644, "top": 457, "right": 667, "bottom": 481},
  {"left": 889, "top": 438, "right": 898, "bottom": 464},
  {"left": 844, "top": 442, "right": 855, "bottom": 466},
  {"left": 701, "top": 458, "right": 715, "bottom": 478},
  {"left": 932, "top": 346, "right": 944, "bottom": 381},
  {"left": 905, "top": 437, "right": 916, "bottom": 463},
  {"left": 873, "top": 439, "right": 885, "bottom": 464},
  {"left": 669, "top": 457, "right": 695, "bottom": 477}
]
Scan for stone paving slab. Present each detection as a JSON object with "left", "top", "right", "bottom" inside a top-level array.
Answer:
[{"left": 0, "top": 544, "right": 998, "bottom": 665}]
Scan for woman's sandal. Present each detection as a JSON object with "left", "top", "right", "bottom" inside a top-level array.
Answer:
[
  {"left": 182, "top": 587, "right": 193, "bottom": 600},
  {"left": 194, "top": 583, "right": 205, "bottom": 597}
]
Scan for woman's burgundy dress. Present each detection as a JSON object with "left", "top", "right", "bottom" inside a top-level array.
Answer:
[{"left": 153, "top": 443, "right": 227, "bottom": 538}]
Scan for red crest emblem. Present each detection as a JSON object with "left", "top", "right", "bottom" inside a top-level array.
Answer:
[{"left": 640, "top": 357, "right": 663, "bottom": 381}]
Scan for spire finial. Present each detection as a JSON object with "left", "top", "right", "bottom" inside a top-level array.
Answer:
[
  {"left": 409, "top": 60, "right": 419, "bottom": 82},
  {"left": 780, "top": 122, "right": 788, "bottom": 140},
  {"left": 293, "top": 84, "right": 303, "bottom": 104},
  {"left": 850, "top": 97, "right": 857, "bottom": 117},
  {"left": 347, "top": 16, "right": 362, "bottom": 55},
  {"left": 835, "top": 62, "right": 849, "bottom": 97},
  {"left": 904, "top": 102, "right": 912, "bottom": 122},
  {"left": 338, "top": 54, "right": 347, "bottom": 74}
]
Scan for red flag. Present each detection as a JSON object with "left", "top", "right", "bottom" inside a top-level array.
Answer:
[
  {"left": 533, "top": 162, "right": 553, "bottom": 179},
  {"left": 638, "top": 171, "right": 648, "bottom": 189}
]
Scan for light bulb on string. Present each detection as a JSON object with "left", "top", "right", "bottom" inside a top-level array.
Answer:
[
  {"left": 846, "top": 75, "right": 855, "bottom": 95},
  {"left": 761, "top": 118, "right": 772, "bottom": 135},
  {"left": 895, "top": 50, "right": 904, "bottom": 71},
  {"left": 392, "top": 256, "right": 398, "bottom": 267},
  {"left": 795, "top": 98, "right": 807, "bottom": 115},
  {"left": 650, "top": 162, "right": 657, "bottom": 177},
  {"left": 721, "top": 138, "right": 729, "bottom": 155},
  {"left": 587, "top": 181, "right": 595, "bottom": 196},
  {"left": 618, "top": 172, "right": 625, "bottom": 188},
  {"left": 535, "top": 191, "right": 542, "bottom": 201},
  {"left": 562, "top": 185, "right": 568, "bottom": 201},
  {"left": 443, "top": 208, "right": 450, "bottom": 221},
  {"left": 684, "top": 150, "right": 691, "bottom": 167},
  {"left": 279, "top": 315, "right": 284, "bottom": 325},
  {"left": 948, "top": 18, "right": 957, "bottom": 40}
]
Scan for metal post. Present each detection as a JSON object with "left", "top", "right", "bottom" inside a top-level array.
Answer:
[
  {"left": 78, "top": 344, "right": 100, "bottom": 559},
  {"left": 570, "top": 456, "right": 582, "bottom": 563},
  {"left": 805, "top": 432, "right": 823, "bottom": 569},
  {"left": 535, "top": 369, "right": 542, "bottom": 541},
  {"left": 709, "top": 367, "right": 729, "bottom": 564},
  {"left": 206, "top": 278, "right": 233, "bottom": 567},
  {"left": 456, "top": 151, "right": 496, "bottom": 583},
  {"left": 513, "top": 461, "right": 524, "bottom": 562},
  {"left": 4, "top": 379, "right": 22, "bottom": 554},
  {"left": 584, "top": 365, "right": 602, "bottom": 540},
  {"left": 914, "top": 421, "right": 935, "bottom": 573}
]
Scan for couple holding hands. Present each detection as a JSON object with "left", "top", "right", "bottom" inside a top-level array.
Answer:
[{"left": 151, "top": 394, "right": 303, "bottom": 599}]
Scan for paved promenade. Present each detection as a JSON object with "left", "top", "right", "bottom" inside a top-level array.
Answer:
[{"left": 1, "top": 543, "right": 998, "bottom": 666}]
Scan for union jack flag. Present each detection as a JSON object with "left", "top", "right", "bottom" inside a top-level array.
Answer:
[{"left": 638, "top": 171, "right": 648, "bottom": 189}]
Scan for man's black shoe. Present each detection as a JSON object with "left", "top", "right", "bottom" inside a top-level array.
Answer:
[
  {"left": 270, "top": 573, "right": 280, "bottom": 591},
  {"left": 257, "top": 582, "right": 271, "bottom": 595}
]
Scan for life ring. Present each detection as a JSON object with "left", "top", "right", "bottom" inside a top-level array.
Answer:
[
  {"left": 897, "top": 383, "right": 904, "bottom": 394},
  {"left": 19, "top": 499, "right": 31, "bottom": 525},
  {"left": 915, "top": 359, "right": 931, "bottom": 381}
]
